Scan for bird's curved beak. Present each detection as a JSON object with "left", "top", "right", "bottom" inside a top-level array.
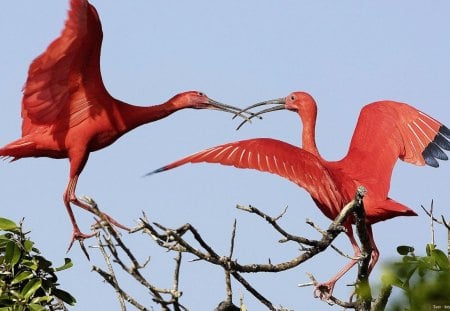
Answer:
[
  {"left": 234, "top": 98, "right": 286, "bottom": 130},
  {"left": 206, "top": 97, "right": 257, "bottom": 122}
]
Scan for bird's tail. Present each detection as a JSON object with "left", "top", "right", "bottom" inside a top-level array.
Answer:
[
  {"left": 369, "top": 198, "right": 418, "bottom": 223},
  {"left": 0, "top": 139, "right": 36, "bottom": 161}
]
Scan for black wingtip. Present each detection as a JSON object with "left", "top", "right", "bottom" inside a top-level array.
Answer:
[
  {"left": 423, "top": 150, "right": 440, "bottom": 168},
  {"left": 439, "top": 125, "right": 450, "bottom": 139},
  {"left": 422, "top": 125, "right": 450, "bottom": 168},
  {"left": 143, "top": 166, "right": 167, "bottom": 177}
]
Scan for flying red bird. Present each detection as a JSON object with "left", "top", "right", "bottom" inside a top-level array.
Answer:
[
  {"left": 148, "top": 91, "right": 450, "bottom": 298},
  {"left": 0, "top": 0, "right": 248, "bottom": 250}
]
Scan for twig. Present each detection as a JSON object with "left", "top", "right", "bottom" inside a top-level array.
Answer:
[
  {"left": 231, "top": 271, "right": 276, "bottom": 311},
  {"left": 94, "top": 233, "right": 126, "bottom": 310},
  {"left": 90, "top": 208, "right": 191, "bottom": 311},
  {"left": 236, "top": 204, "right": 319, "bottom": 246},
  {"left": 226, "top": 220, "right": 238, "bottom": 304},
  {"left": 92, "top": 265, "right": 149, "bottom": 311},
  {"left": 171, "top": 252, "right": 184, "bottom": 311},
  {"left": 442, "top": 215, "right": 450, "bottom": 231},
  {"left": 430, "top": 200, "right": 435, "bottom": 245},
  {"left": 305, "top": 219, "right": 353, "bottom": 259}
]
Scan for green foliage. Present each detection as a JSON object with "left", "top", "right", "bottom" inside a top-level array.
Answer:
[
  {"left": 0, "top": 217, "right": 76, "bottom": 310},
  {"left": 381, "top": 244, "right": 450, "bottom": 311}
]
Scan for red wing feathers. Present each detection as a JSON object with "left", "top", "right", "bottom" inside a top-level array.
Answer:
[
  {"left": 149, "top": 138, "right": 345, "bottom": 213},
  {"left": 21, "top": 0, "right": 107, "bottom": 135},
  {"left": 344, "top": 102, "right": 449, "bottom": 185},
  {"left": 353, "top": 101, "right": 449, "bottom": 167}
]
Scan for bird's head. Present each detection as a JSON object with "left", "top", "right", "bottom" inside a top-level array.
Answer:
[
  {"left": 235, "top": 91, "right": 317, "bottom": 130},
  {"left": 169, "top": 91, "right": 252, "bottom": 119},
  {"left": 285, "top": 92, "right": 316, "bottom": 114}
]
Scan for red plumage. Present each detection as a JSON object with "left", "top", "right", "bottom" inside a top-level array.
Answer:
[
  {"left": 149, "top": 91, "right": 449, "bottom": 298},
  {"left": 0, "top": 0, "right": 245, "bottom": 251}
]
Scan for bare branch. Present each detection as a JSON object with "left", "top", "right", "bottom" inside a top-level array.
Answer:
[
  {"left": 92, "top": 265, "right": 149, "bottom": 311},
  {"left": 372, "top": 283, "right": 392, "bottom": 311},
  {"left": 352, "top": 185, "right": 372, "bottom": 310},
  {"left": 89, "top": 187, "right": 375, "bottom": 310},
  {"left": 93, "top": 233, "right": 126, "bottom": 310},
  {"left": 236, "top": 204, "right": 320, "bottom": 246},
  {"left": 231, "top": 271, "right": 276, "bottom": 311}
]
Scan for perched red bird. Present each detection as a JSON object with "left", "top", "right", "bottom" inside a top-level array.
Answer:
[
  {"left": 0, "top": 0, "right": 248, "bottom": 250},
  {"left": 148, "top": 91, "right": 449, "bottom": 298}
]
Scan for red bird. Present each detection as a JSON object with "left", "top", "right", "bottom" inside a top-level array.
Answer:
[
  {"left": 0, "top": 0, "right": 248, "bottom": 250},
  {"left": 148, "top": 91, "right": 450, "bottom": 298}
]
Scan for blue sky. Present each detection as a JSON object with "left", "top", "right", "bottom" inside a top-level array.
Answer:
[{"left": 1, "top": 1, "right": 449, "bottom": 310}]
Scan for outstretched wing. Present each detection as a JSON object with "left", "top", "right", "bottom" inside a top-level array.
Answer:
[
  {"left": 22, "top": 0, "right": 109, "bottom": 135},
  {"left": 149, "top": 138, "right": 345, "bottom": 214},
  {"left": 343, "top": 101, "right": 449, "bottom": 196}
]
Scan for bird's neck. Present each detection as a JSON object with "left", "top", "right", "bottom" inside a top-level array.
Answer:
[
  {"left": 117, "top": 100, "right": 179, "bottom": 132},
  {"left": 300, "top": 110, "right": 321, "bottom": 158}
]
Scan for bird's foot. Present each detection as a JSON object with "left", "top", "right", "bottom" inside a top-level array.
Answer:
[
  {"left": 313, "top": 281, "right": 335, "bottom": 302},
  {"left": 90, "top": 212, "right": 130, "bottom": 232},
  {"left": 78, "top": 196, "right": 130, "bottom": 232},
  {"left": 67, "top": 230, "right": 96, "bottom": 260}
]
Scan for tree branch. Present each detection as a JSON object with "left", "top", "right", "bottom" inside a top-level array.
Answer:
[
  {"left": 88, "top": 187, "right": 376, "bottom": 310},
  {"left": 352, "top": 186, "right": 372, "bottom": 311}
]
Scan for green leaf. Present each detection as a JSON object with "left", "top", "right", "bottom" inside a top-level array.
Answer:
[
  {"left": 381, "top": 273, "right": 407, "bottom": 290},
  {"left": 431, "top": 249, "right": 450, "bottom": 271},
  {"left": 53, "top": 288, "right": 76, "bottom": 306},
  {"left": 397, "top": 245, "right": 414, "bottom": 255},
  {"left": 54, "top": 258, "right": 73, "bottom": 272},
  {"left": 418, "top": 256, "right": 436, "bottom": 270},
  {"left": 5, "top": 241, "right": 21, "bottom": 266},
  {"left": 21, "top": 278, "right": 42, "bottom": 300},
  {"left": 31, "top": 296, "right": 52, "bottom": 304},
  {"left": 23, "top": 240, "right": 34, "bottom": 253},
  {"left": 21, "top": 259, "right": 38, "bottom": 271},
  {"left": 29, "top": 303, "right": 46, "bottom": 311},
  {"left": 11, "top": 271, "right": 34, "bottom": 285},
  {"left": 426, "top": 243, "right": 435, "bottom": 256},
  {"left": 0, "top": 218, "right": 18, "bottom": 231}
]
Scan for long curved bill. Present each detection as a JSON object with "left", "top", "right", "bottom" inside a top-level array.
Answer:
[
  {"left": 234, "top": 98, "right": 286, "bottom": 130},
  {"left": 207, "top": 97, "right": 259, "bottom": 123}
]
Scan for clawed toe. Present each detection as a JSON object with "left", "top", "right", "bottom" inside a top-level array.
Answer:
[
  {"left": 313, "top": 282, "right": 335, "bottom": 301},
  {"left": 67, "top": 230, "right": 96, "bottom": 260},
  {"left": 90, "top": 212, "right": 130, "bottom": 232}
]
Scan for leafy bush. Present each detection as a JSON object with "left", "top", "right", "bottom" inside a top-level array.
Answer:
[
  {"left": 0, "top": 217, "right": 75, "bottom": 311},
  {"left": 382, "top": 244, "right": 450, "bottom": 311}
]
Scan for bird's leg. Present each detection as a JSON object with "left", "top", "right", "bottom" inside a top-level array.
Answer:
[
  {"left": 367, "top": 226, "right": 380, "bottom": 273},
  {"left": 65, "top": 174, "right": 129, "bottom": 233},
  {"left": 63, "top": 177, "right": 96, "bottom": 255},
  {"left": 314, "top": 228, "right": 361, "bottom": 300},
  {"left": 314, "top": 226, "right": 380, "bottom": 301},
  {"left": 77, "top": 196, "right": 130, "bottom": 231}
]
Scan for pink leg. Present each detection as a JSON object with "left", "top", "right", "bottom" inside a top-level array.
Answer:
[
  {"left": 367, "top": 226, "right": 379, "bottom": 273},
  {"left": 63, "top": 175, "right": 129, "bottom": 252},
  {"left": 314, "top": 227, "right": 361, "bottom": 300},
  {"left": 314, "top": 224, "right": 379, "bottom": 300},
  {"left": 63, "top": 176, "right": 96, "bottom": 252}
]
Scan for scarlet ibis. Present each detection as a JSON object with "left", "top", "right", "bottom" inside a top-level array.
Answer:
[
  {"left": 148, "top": 91, "right": 450, "bottom": 298},
  {"left": 0, "top": 0, "right": 249, "bottom": 250}
]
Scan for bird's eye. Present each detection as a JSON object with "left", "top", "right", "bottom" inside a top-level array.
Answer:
[
  {"left": 198, "top": 92, "right": 205, "bottom": 97},
  {"left": 290, "top": 95, "right": 295, "bottom": 100}
]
